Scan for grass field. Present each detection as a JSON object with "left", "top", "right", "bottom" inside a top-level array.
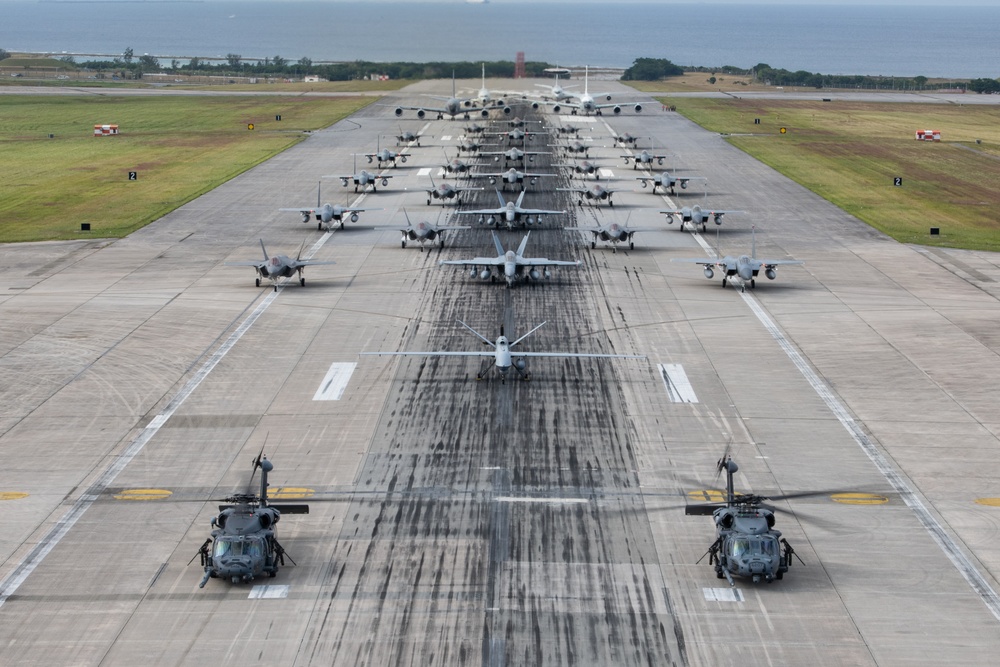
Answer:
[
  {"left": 0, "top": 94, "right": 374, "bottom": 242},
  {"left": 657, "top": 96, "right": 1000, "bottom": 251}
]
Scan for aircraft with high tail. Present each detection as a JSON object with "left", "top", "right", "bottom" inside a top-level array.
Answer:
[
  {"left": 565, "top": 215, "right": 663, "bottom": 252},
  {"left": 544, "top": 66, "right": 642, "bottom": 116},
  {"left": 636, "top": 171, "right": 706, "bottom": 195},
  {"left": 660, "top": 203, "right": 744, "bottom": 232},
  {"left": 393, "top": 73, "right": 485, "bottom": 120}
]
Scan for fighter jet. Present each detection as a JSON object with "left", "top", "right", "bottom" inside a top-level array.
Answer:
[
  {"left": 394, "top": 127, "right": 426, "bottom": 146},
  {"left": 559, "top": 137, "right": 595, "bottom": 156},
  {"left": 671, "top": 227, "right": 803, "bottom": 290},
  {"left": 361, "top": 320, "right": 643, "bottom": 383},
  {"left": 399, "top": 209, "right": 470, "bottom": 250},
  {"left": 565, "top": 216, "right": 663, "bottom": 252},
  {"left": 487, "top": 127, "right": 546, "bottom": 144},
  {"left": 333, "top": 156, "right": 393, "bottom": 193},
  {"left": 457, "top": 190, "right": 566, "bottom": 230},
  {"left": 463, "top": 122, "right": 489, "bottom": 135},
  {"left": 555, "top": 124, "right": 584, "bottom": 136},
  {"left": 546, "top": 66, "right": 642, "bottom": 116},
  {"left": 364, "top": 141, "right": 408, "bottom": 168},
  {"left": 469, "top": 167, "right": 555, "bottom": 192},
  {"left": 421, "top": 175, "right": 483, "bottom": 205},
  {"left": 660, "top": 203, "right": 744, "bottom": 232},
  {"left": 481, "top": 146, "right": 551, "bottom": 165},
  {"left": 557, "top": 182, "right": 631, "bottom": 207},
  {"left": 226, "top": 239, "right": 336, "bottom": 291},
  {"left": 439, "top": 231, "right": 579, "bottom": 288},
  {"left": 636, "top": 171, "right": 706, "bottom": 195},
  {"left": 279, "top": 182, "right": 382, "bottom": 231},
  {"left": 564, "top": 159, "right": 604, "bottom": 180},
  {"left": 441, "top": 150, "right": 474, "bottom": 176},
  {"left": 622, "top": 146, "right": 672, "bottom": 169},
  {"left": 456, "top": 136, "right": 484, "bottom": 153},
  {"left": 393, "top": 73, "right": 484, "bottom": 120},
  {"left": 614, "top": 132, "right": 640, "bottom": 146}
]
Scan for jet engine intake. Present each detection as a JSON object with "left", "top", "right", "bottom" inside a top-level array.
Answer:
[
  {"left": 552, "top": 104, "right": 562, "bottom": 113},
  {"left": 634, "top": 104, "right": 643, "bottom": 113},
  {"left": 479, "top": 109, "right": 490, "bottom": 118},
  {"left": 417, "top": 109, "right": 426, "bottom": 119},
  {"left": 394, "top": 107, "right": 404, "bottom": 117},
  {"left": 612, "top": 105, "right": 622, "bottom": 115}
]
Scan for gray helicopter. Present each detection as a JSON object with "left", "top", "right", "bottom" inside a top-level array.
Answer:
[
  {"left": 686, "top": 457, "right": 825, "bottom": 586},
  {"left": 193, "top": 453, "right": 309, "bottom": 587}
]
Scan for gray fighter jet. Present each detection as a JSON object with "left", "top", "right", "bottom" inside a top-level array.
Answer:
[
  {"left": 481, "top": 146, "right": 551, "bottom": 165},
  {"left": 332, "top": 156, "right": 393, "bottom": 193},
  {"left": 469, "top": 167, "right": 555, "bottom": 191},
  {"left": 557, "top": 182, "right": 631, "bottom": 207},
  {"left": 363, "top": 140, "right": 408, "bottom": 168},
  {"left": 671, "top": 227, "right": 803, "bottom": 290},
  {"left": 421, "top": 175, "right": 483, "bottom": 205},
  {"left": 565, "top": 216, "right": 662, "bottom": 252},
  {"left": 636, "top": 171, "right": 706, "bottom": 195},
  {"left": 399, "top": 210, "right": 470, "bottom": 250},
  {"left": 279, "top": 182, "right": 382, "bottom": 231},
  {"left": 362, "top": 320, "right": 643, "bottom": 382},
  {"left": 660, "top": 203, "right": 744, "bottom": 232},
  {"left": 621, "top": 145, "right": 672, "bottom": 169},
  {"left": 226, "top": 239, "right": 336, "bottom": 291},
  {"left": 439, "top": 231, "right": 579, "bottom": 288},
  {"left": 457, "top": 190, "right": 566, "bottom": 230}
]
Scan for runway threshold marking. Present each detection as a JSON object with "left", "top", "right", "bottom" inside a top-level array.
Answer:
[
  {"left": 417, "top": 167, "right": 432, "bottom": 177},
  {"left": 0, "top": 232, "right": 339, "bottom": 609},
  {"left": 0, "top": 492, "right": 28, "bottom": 501},
  {"left": 312, "top": 362, "right": 356, "bottom": 401},
  {"left": 494, "top": 497, "right": 589, "bottom": 504},
  {"left": 659, "top": 363, "right": 699, "bottom": 403},
  {"left": 703, "top": 588, "right": 743, "bottom": 602},
  {"left": 113, "top": 489, "right": 172, "bottom": 501},
  {"left": 704, "top": 234, "right": 1000, "bottom": 621},
  {"left": 249, "top": 584, "right": 289, "bottom": 599}
]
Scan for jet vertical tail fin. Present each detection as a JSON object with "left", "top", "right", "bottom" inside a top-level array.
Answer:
[
  {"left": 516, "top": 232, "right": 531, "bottom": 257},
  {"left": 491, "top": 231, "right": 506, "bottom": 257},
  {"left": 260, "top": 239, "right": 269, "bottom": 261},
  {"left": 751, "top": 225, "right": 757, "bottom": 260}
]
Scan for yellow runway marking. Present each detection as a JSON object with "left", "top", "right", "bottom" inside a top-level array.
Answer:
[
  {"left": 113, "top": 489, "right": 172, "bottom": 501},
  {"left": 975, "top": 498, "right": 1000, "bottom": 507},
  {"left": 0, "top": 492, "right": 29, "bottom": 501},
  {"left": 270, "top": 487, "right": 314, "bottom": 500},
  {"left": 688, "top": 490, "right": 726, "bottom": 503},
  {"left": 831, "top": 492, "right": 889, "bottom": 505}
]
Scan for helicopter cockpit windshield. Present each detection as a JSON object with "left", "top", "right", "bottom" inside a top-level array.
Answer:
[{"left": 214, "top": 537, "right": 264, "bottom": 559}]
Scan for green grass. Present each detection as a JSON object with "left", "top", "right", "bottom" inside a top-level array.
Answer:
[
  {"left": 660, "top": 97, "right": 1000, "bottom": 251},
  {"left": 0, "top": 95, "right": 374, "bottom": 242}
]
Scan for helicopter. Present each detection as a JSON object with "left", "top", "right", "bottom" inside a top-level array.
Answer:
[
  {"left": 686, "top": 456, "right": 816, "bottom": 586},
  {"left": 192, "top": 452, "right": 308, "bottom": 587}
]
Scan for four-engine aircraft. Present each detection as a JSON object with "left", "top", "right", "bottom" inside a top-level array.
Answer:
[
  {"left": 226, "top": 239, "right": 336, "bottom": 290},
  {"left": 671, "top": 227, "right": 803, "bottom": 290},
  {"left": 457, "top": 190, "right": 566, "bottom": 230},
  {"left": 393, "top": 73, "right": 484, "bottom": 120},
  {"left": 362, "top": 320, "right": 642, "bottom": 382},
  {"left": 545, "top": 66, "right": 642, "bottom": 116},
  {"left": 439, "top": 231, "right": 579, "bottom": 288}
]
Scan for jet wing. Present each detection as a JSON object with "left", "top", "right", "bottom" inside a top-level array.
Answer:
[
  {"left": 360, "top": 351, "right": 493, "bottom": 358},
  {"left": 671, "top": 258, "right": 735, "bottom": 271},
  {"left": 756, "top": 259, "right": 805, "bottom": 268},
  {"left": 516, "top": 207, "right": 566, "bottom": 215},
  {"left": 515, "top": 352, "right": 646, "bottom": 359},
  {"left": 224, "top": 261, "right": 265, "bottom": 267},
  {"left": 517, "top": 258, "right": 581, "bottom": 267},
  {"left": 456, "top": 207, "right": 504, "bottom": 216},
  {"left": 438, "top": 256, "right": 505, "bottom": 267},
  {"left": 290, "top": 259, "right": 337, "bottom": 268}
]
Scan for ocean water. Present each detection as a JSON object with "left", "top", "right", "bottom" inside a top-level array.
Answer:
[{"left": 1, "top": 2, "right": 998, "bottom": 79}]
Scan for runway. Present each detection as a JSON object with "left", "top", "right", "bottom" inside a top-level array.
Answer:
[{"left": 1, "top": 77, "right": 1000, "bottom": 666}]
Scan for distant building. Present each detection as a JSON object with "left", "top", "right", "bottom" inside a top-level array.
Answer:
[{"left": 303, "top": 75, "right": 324, "bottom": 83}]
